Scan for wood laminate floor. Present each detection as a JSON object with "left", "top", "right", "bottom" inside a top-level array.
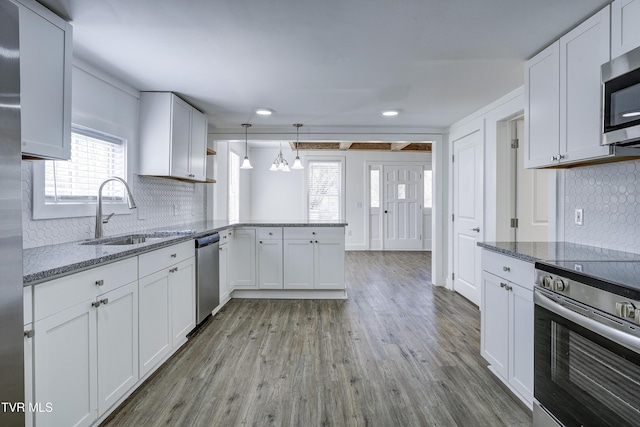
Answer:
[{"left": 102, "top": 251, "right": 532, "bottom": 427}]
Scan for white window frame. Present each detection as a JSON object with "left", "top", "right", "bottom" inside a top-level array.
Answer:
[
  {"left": 32, "top": 125, "right": 131, "bottom": 220},
  {"left": 304, "top": 156, "right": 346, "bottom": 222},
  {"left": 228, "top": 149, "right": 240, "bottom": 223}
]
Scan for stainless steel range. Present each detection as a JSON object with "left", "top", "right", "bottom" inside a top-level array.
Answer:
[{"left": 533, "top": 261, "right": 640, "bottom": 427}]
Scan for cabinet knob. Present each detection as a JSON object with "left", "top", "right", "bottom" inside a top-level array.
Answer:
[
  {"left": 259, "top": 241, "right": 263, "bottom": 244},
  {"left": 95, "top": 279, "right": 104, "bottom": 287},
  {"left": 312, "top": 232, "right": 316, "bottom": 235},
  {"left": 24, "top": 330, "right": 34, "bottom": 338},
  {"left": 310, "top": 240, "right": 313, "bottom": 243},
  {"left": 100, "top": 298, "right": 109, "bottom": 305},
  {"left": 92, "top": 301, "right": 101, "bottom": 308},
  {"left": 315, "top": 240, "right": 318, "bottom": 243},
  {"left": 558, "top": 154, "right": 565, "bottom": 160},
  {"left": 506, "top": 285, "right": 513, "bottom": 291},
  {"left": 171, "top": 253, "right": 177, "bottom": 258},
  {"left": 269, "top": 232, "right": 273, "bottom": 235},
  {"left": 551, "top": 155, "right": 558, "bottom": 161},
  {"left": 169, "top": 267, "right": 178, "bottom": 273},
  {"left": 500, "top": 283, "right": 507, "bottom": 288},
  {"left": 503, "top": 266, "right": 510, "bottom": 272}
]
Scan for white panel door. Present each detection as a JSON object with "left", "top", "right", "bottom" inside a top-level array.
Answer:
[
  {"left": 233, "top": 229, "right": 257, "bottom": 289},
  {"left": 170, "top": 95, "right": 192, "bottom": 179},
  {"left": 138, "top": 270, "right": 171, "bottom": 377},
  {"left": 383, "top": 165, "right": 423, "bottom": 250},
  {"left": 612, "top": 0, "right": 640, "bottom": 58},
  {"left": 516, "top": 119, "right": 549, "bottom": 242},
  {"left": 480, "top": 272, "right": 509, "bottom": 379},
  {"left": 453, "top": 131, "right": 483, "bottom": 305},
  {"left": 97, "top": 281, "right": 138, "bottom": 415},
  {"left": 258, "top": 239, "right": 283, "bottom": 289},
  {"left": 170, "top": 257, "right": 196, "bottom": 347},
  {"left": 315, "top": 240, "right": 345, "bottom": 289},
  {"left": 509, "top": 283, "right": 534, "bottom": 403}
]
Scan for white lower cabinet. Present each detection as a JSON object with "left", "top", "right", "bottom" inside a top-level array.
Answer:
[
  {"left": 24, "top": 322, "right": 34, "bottom": 427},
  {"left": 233, "top": 228, "right": 257, "bottom": 289},
  {"left": 257, "top": 239, "right": 283, "bottom": 289},
  {"left": 139, "top": 253, "right": 195, "bottom": 377},
  {"left": 480, "top": 250, "right": 534, "bottom": 408},
  {"left": 219, "top": 231, "right": 232, "bottom": 301},
  {"left": 283, "top": 227, "right": 345, "bottom": 290}
]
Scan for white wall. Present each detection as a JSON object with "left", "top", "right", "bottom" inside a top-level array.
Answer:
[
  {"left": 22, "top": 60, "right": 207, "bottom": 248},
  {"left": 247, "top": 147, "right": 432, "bottom": 250},
  {"left": 210, "top": 140, "right": 252, "bottom": 222}
]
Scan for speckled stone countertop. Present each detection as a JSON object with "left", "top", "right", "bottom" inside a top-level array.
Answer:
[
  {"left": 478, "top": 241, "right": 640, "bottom": 263},
  {"left": 23, "top": 220, "right": 347, "bottom": 285}
]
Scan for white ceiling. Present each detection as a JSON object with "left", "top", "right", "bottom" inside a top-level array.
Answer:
[{"left": 41, "top": 0, "right": 610, "bottom": 131}]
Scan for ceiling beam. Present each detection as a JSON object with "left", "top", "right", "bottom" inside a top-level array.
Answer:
[
  {"left": 391, "top": 142, "right": 412, "bottom": 151},
  {"left": 339, "top": 142, "right": 353, "bottom": 150}
]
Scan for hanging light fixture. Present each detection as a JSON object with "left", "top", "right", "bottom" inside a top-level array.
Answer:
[
  {"left": 270, "top": 142, "right": 290, "bottom": 172},
  {"left": 240, "top": 123, "right": 253, "bottom": 169},
  {"left": 291, "top": 123, "right": 304, "bottom": 170}
]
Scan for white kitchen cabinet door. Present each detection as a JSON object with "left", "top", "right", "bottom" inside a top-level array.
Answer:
[
  {"left": 233, "top": 229, "right": 257, "bottom": 289},
  {"left": 190, "top": 109, "right": 208, "bottom": 182},
  {"left": 97, "top": 281, "right": 139, "bottom": 415},
  {"left": 18, "top": 0, "right": 72, "bottom": 160},
  {"left": 138, "top": 269, "right": 171, "bottom": 377},
  {"left": 480, "top": 272, "right": 509, "bottom": 380},
  {"left": 559, "top": 6, "right": 611, "bottom": 163},
  {"left": 169, "top": 257, "right": 196, "bottom": 347},
  {"left": 525, "top": 41, "right": 560, "bottom": 169},
  {"left": 24, "top": 323, "right": 34, "bottom": 427},
  {"left": 315, "top": 240, "right": 345, "bottom": 289},
  {"left": 612, "top": 0, "right": 640, "bottom": 58},
  {"left": 284, "top": 240, "right": 314, "bottom": 289},
  {"left": 34, "top": 299, "right": 97, "bottom": 427},
  {"left": 219, "top": 241, "right": 229, "bottom": 300},
  {"left": 170, "top": 95, "right": 192, "bottom": 179},
  {"left": 509, "top": 283, "right": 534, "bottom": 404},
  {"left": 257, "top": 239, "right": 283, "bottom": 289}
]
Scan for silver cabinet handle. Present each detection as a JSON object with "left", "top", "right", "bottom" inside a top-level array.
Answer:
[
  {"left": 500, "top": 283, "right": 507, "bottom": 288},
  {"left": 95, "top": 279, "right": 104, "bottom": 287},
  {"left": 24, "top": 330, "right": 34, "bottom": 338},
  {"left": 169, "top": 267, "right": 178, "bottom": 273},
  {"left": 92, "top": 301, "right": 101, "bottom": 308},
  {"left": 171, "top": 253, "right": 177, "bottom": 258},
  {"left": 100, "top": 298, "right": 109, "bottom": 305},
  {"left": 558, "top": 154, "right": 565, "bottom": 160},
  {"left": 551, "top": 155, "right": 558, "bottom": 161},
  {"left": 503, "top": 266, "right": 511, "bottom": 272},
  {"left": 470, "top": 227, "right": 480, "bottom": 232},
  {"left": 505, "top": 285, "right": 512, "bottom": 291}
]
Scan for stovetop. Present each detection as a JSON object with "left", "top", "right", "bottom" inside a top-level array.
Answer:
[{"left": 535, "top": 259, "right": 640, "bottom": 301}]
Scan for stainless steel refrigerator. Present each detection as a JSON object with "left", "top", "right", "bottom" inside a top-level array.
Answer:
[{"left": 0, "top": 0, "right": 25, "bottom": 425}]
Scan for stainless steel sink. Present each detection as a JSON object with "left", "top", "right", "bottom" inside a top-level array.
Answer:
[{"left": 81, "top": 234, "right": 155, "bottom": 246}]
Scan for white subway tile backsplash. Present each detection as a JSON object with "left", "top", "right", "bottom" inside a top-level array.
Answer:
[
  {"left": 564, "top": 159, "right": 640, "bottom": 253},
  {"left": 21, "top": 161, "right": 207, "bottom": 248}
]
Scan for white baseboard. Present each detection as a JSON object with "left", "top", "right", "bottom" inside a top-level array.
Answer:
[
  {"left": 345, "top": 244, "right": 367, "bottom": 251},
  {"left": 231, "top": 289, "right": 348, "bottom": 300}
]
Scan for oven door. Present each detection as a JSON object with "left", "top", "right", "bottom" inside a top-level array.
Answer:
[{"left": 534, "top": 290, "right": 640, "bottom": 427}]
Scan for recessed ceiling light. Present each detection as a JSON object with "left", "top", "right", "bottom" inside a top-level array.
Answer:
[
  {"left": 622, "top": 111, "right": 640, "bottom": 118},
  {"left": 255, "top": 108, "right": 275, "bottom": 116},
  {"left": 382, "top": 110, "right": 400, "bottom": 117}
]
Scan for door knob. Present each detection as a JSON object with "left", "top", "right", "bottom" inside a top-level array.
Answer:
[{"left": 470, "top": 227, "right": 480, "bottom": 232}]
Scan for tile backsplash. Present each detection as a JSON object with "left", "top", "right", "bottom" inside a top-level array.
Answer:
[
  {"left": 564, "top": 159, "right": 640, "bottom": 253},
  {"left": 22, "top": 161, "right": 207, "bottom": 248}
]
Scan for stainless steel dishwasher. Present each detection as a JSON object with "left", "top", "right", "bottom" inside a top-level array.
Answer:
[{"left": 195, "top": 233, "right": 220, "bottom": 324}]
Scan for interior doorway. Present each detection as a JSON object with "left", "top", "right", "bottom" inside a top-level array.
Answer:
[{"left": 496, "top": 117, "right": 549, "bottom": 242}]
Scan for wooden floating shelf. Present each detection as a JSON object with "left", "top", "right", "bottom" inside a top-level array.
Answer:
[
  {"left": 205, "top": 178, "right": 216, "bottom": 183},
  {"left": 207, "top": 148, "right": 216, "bottom": 155}
]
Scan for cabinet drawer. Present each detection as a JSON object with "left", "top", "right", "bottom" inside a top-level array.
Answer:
[
  {"left": 139, "top": 240, "right": 194, "bottom": 278},
  {"left": 258, "top": 227, "right": 282, "bottom": 240},
  {"left": 482, "top": 250, "right": 534, "bottom": 290},
  {"left": 34, "top": 257, "right": 138, "bottom": 321},
  {"left": 283, "top": 227, "right": 344, "bottom": 240},
  {"left": 219, "top": 229, "right": 233, "bottom": 246}
]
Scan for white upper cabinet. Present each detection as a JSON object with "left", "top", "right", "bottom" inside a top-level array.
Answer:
[
  {"left": 139, "top": 92, "right": 208, "bottom": 182},
  {"left": 17, "top": 0, "right": 72, "bottom": 160},
  {"left": 525, "top": 6, "right": 620, "bottom": 168},
  {"left": 612, "top": 0, "right": 640, "bottom": 58}
]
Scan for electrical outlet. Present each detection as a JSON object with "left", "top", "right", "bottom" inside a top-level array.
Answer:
[
  {"left": 137, "top": 206, "right": 146, "bottom": 220},
  {"left": 173, "top": 205, "right": 178, "bottom": 216},
  {"left": 575, "top": 208, "right": 583, "bottom": 226}
]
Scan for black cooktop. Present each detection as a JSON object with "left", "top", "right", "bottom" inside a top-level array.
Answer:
[{"left": 536, "top": 260, "right": 640, "bottom": 300}]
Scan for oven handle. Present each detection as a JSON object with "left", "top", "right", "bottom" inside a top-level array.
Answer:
[{"left": 535, "top": 290, "right": 640, "bottom": 354}]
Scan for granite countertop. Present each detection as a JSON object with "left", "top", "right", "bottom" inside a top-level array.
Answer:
[
  {"left": 24, "top": 220, "right": 347, "bottom": 285},
  {"left": 478, "top": 241, "right": 640, "bottom": 263}
]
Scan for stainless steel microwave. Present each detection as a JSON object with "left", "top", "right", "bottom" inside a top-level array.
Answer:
[{"left": 602, "top": 46, "right": 640, "bottom": 146}]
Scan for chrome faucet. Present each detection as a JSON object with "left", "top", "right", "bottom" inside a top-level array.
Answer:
[{"left": 95, "top": 177, "right": 137, "bottom": 238}]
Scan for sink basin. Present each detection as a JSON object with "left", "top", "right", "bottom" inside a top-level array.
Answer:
[{"left": 81, "top": 234, "right": 159, "bottom": 246}]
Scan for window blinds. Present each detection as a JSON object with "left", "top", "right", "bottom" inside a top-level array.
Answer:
[{"left": 307, "top": 160, "right": 342, "bottom": 221}]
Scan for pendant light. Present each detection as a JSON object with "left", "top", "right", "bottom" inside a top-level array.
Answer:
[
  {"left": 291, "top": 123, "right": 304, "bottom": 170},
  {"left": 270, "top": 142, "right": 290, "bottom": 172},
  {"left": 240, "top": 123, "right": 253, "bottom": 169}
]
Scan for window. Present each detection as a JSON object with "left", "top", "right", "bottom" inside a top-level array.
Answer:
[
  {"left": 307, "top": 159, "right": 344, "bottom": 221},
  {"left": 228, "top": 150, "right": 240, "bottom": 223},
  {"left": 370, "top": 169, "right": 380, "bottom": 208},
  {"left": 424, "top": 170, "right": 433, "bottom": 209},
  {"left": 33, "top": 126, "right": 128, "bottom": 219}
]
